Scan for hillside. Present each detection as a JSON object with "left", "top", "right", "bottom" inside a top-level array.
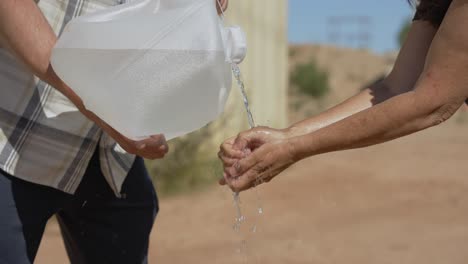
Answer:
[{"left": 288, "top": 44, "right": 396, "bottom": 123}]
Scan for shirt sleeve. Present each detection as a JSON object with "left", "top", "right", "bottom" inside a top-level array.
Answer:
[{"left": 413, "top": 0, "right": 453, "bottom": 27}]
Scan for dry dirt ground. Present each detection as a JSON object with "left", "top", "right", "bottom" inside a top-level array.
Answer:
[
  {"left": 36, "top": 45, "right": 468, "bottom": 263},
  {"left": 37, "top": 115, "right": 468, "bottom": 264}
]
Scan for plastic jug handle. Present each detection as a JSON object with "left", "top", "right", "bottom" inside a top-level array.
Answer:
[{"left": 216, "top": 0, "right": 226, "bottom": 18}]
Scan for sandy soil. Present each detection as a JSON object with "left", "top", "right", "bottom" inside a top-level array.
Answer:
[
  {"left": 36, "top": 117, "right": 468, "bottom": 264},
  {"left": 36, "top": 44, "right": 468, "bottom": 263}
]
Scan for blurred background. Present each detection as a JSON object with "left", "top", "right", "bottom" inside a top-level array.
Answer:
[{"left": 37, "top": 0, "right": 468, "bottom": 263}]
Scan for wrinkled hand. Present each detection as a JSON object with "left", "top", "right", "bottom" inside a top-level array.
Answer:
[
  {"left": 218, "top": 126, "right": 290, "bottom": 168},
  {"left": 224, "top": 139, "right": 297, "bottom": 192},
  {"left": 218, "top": 126, "right": 295, "bottom": 192}
]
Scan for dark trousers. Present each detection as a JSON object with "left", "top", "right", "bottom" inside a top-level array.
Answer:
[{"left": 0, "top": 150, "right": 158, "bottom": 264}]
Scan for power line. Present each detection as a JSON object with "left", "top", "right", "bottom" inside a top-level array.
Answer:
[{"left": 326, "top": 15, "right": 372, "bottom": 49}]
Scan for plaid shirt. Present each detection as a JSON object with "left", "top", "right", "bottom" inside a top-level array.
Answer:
[{"left": 0, "top": 0, "right": 134, "bottom": 196}]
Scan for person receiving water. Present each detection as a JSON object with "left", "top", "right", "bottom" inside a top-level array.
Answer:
[{"left": 219, "top": 0, "right": 466, "bottom": 192}]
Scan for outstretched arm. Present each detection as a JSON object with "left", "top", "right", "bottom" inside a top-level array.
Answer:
[
  {"left": 290, "top": 20, "right": 437, "bottom": 136},
  {"left": 220, "top": 20, "right": 437, "bottom": 165},
  {"left": 292, "top": 0, "right": 468, "bottom": 157},
  {"left": 221, "top": 0, "right": 468, "bottom": 192}
]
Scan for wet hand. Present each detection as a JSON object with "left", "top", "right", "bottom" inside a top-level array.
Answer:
[
  {"left": 222, "top": 139, "right": 297, "bottom": 192},
  {"left": 218, "top": 126, "right": 293, "bottom": 188},
  {"left": 218, "top": 126, "right": 290, "bottom": 169}
]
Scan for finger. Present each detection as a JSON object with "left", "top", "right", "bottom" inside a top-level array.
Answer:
[
  {"left": 256, "top": 168, "right": 274, "bottom": 185},
  {"left": 225, "top": 166, "right": 254, "bottom": 192},
  {"left": 220, "top": 142, "right": 244, "bottom": 158},
  {"left": 217, "top": 151, "right": 240, "bottom": 167},
  {"left": 219, "top": 173, "right": 227, "bottom": 185},
  {"left": 233, "top": 133, "right": 250, "bottom": 151},
  {"left": 142, "top": 143, "right": 168, "bottom": 154},
  {"left": 136, "top": 135, "right": 166, "bottom": 150},
  {"left": 228, "top": 153, "right": 259, "bottom": 177},
  {"left": 138, "top": 145, "right": 169, "bottom": 159},
  {"left": 160, "top": 144, "right": 169, "bottom": 154},
  {"left": 233, "top": 128, "right": 267, "bottom": 150},
  {"left": 224, "top": 167, "right": 233, "bottom": 178},
  {"left": 218, "top": 150, "right": 243, "bottom": 168},
  {"left": 220, "top": 156, "right": 238, "bottom": 167},
  {"left": 236, "top": 166, "right": 272, "bottom": 192},
  {"left": 229, "top": 173, "right": 256, "bottom": 193},
  {"left": 223, "top": 169, "right": 246, "bottom": 190},
  {"left": 219, "top": 178, "right": 226, "bottom": 185},
  {"left": 149, "top": 134, "right": 168, "bottom": 147},
  {"left": 143, "top": 135, "right": 169, "bottom": 153}
]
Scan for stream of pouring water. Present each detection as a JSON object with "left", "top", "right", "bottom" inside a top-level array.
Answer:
[
  {"left": 232, "top": 64, "right": 255, "bottom": 129},
  {"left": 231, "top": 63, "right": 264, "bottom": 237}
]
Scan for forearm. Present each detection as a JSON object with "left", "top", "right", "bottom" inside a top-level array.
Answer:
[
  {"left": 287, "top": 21, "right": 437, "bottom": 137},
  {"left": 290, "top": 2, "right": 468, "bottom": 161},
  {"left": 291, "top": 79, "right": 464, "bottom": 160},
  {"left": 288, "top": 80, "right": 396, "bottom": 135},
  {"left": 0, "top": 0, "right": 85, "bottom": 110}
]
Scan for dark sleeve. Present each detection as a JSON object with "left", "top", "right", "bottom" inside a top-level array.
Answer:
[{"left": 413, "top": 0, "right": 453, "bottom": 27}]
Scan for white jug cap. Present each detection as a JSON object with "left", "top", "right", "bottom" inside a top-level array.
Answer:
[{"left": 222, "top": 26, "right": 247, "bottom": 64}]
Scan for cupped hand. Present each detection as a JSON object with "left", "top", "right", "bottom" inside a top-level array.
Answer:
[
  {"left": 222, "top": 139, "right": 297, "bottom": 192},
  {"left": 218, "top": 126, "right": 295, "bottom": 189},
  {"left": 218, "top": 126, "right": 290, "bottom": 167}
]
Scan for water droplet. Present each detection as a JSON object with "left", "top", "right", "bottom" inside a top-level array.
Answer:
[
  {"left": 251, "top": 225, "right": 257, "bottom": 233},
  {"left": 258, "top": 207, "right": 263, "bottom": 214}
]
